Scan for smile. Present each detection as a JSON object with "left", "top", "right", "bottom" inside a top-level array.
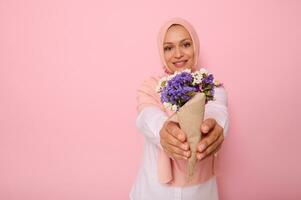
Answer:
[{"left": 173, "top": 60, "right": 188, "bottom": 68}]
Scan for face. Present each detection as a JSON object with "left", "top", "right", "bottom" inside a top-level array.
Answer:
[{"left": 163, "top": 25, "right": 195, "bottom": 73}]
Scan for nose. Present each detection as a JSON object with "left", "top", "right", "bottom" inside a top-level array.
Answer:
[{"left": 174, "top": 46, "right": 183, "bottom": 58}]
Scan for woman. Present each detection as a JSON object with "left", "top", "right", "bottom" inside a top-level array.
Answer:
[{"left": 130, "top": 18, "right": 229, "bottom": 200}]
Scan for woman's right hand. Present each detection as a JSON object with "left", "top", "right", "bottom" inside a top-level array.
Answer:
[{"left": 159, "top": 121, "right": 191, "bottom": 160}]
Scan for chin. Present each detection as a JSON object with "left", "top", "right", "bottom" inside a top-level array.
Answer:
[{"left": 180, "top": 65, "right": 192, "bottom": 71}]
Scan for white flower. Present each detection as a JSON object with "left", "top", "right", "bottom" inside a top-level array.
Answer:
[
  {"left": 192, "top": 71, "right": 203, "bottom": 85},
  {"left": 163, "top": 102, "right": 172, "bottom": 109},
  {"left": 199, "top": 68, "right": 208, "bottom": 75},
  {"left": 182, "top": 68, "right": 192, "bottom": 73},
  {"left": 167, "top": 74, "right": 175, "bottom": 81},
  {"left": 172, "top": 71, "right": 181, "bottom": 77},
  {"left": 171, "top": 104, "right": 178, "bottom": 112},
  {"left": 191, "top": 68, "right": 209, "bottom": 85},
  {"left": 156, "top": 77, "right": 168, "bottom": 93},
  {"left": 163, "top": 102, "right": 178, "bottom": 112}
]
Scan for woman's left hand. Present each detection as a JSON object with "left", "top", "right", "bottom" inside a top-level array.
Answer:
[{"left": 196, "top": 118, "right": 224, "bottom": 161}]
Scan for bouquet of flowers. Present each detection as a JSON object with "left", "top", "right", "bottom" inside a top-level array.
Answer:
[{"left": 156, "top": 68, "right": 222, "bottom": 181}]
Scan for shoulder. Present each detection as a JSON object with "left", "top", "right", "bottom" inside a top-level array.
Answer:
[
  {"left": 137, "top": 75, "right": 162, "bottom": 92},
  {"left": 141, "top": 75, "right": 162, "bottom": 86},
  {"left": 136, "top": 75, "right": 165, "bottom": 113}
]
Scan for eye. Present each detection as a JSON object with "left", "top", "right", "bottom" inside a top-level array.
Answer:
[
  {"left": 164, "top": 46, "right": 173, "bottom": 51},
  {"left": 183, "top": 42, "right": 191, "bottom": 48}
]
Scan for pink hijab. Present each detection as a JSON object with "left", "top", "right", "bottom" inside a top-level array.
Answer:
[
  {"left": 157, "top": 17, "right": 201, "bottom": 74},
  {"left": 136, "top": 18, "right": 218, "bottom": 186}
]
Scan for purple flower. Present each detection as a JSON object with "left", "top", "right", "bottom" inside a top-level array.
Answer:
[
  {"left": 160, "top": 72, "right": 200, "bottom": 110},
  {"left": 157, "top": 69, "right": 223, "bottom": 111}
]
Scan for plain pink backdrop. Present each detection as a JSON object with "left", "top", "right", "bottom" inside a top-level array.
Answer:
[{"left": 0, "top": 0, "right": 300, "bottom": 199}]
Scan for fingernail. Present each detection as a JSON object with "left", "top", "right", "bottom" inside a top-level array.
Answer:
[
  {"left": 182, "top": 144, "right": 188, "bottom": 150},
  {"left": 179, "top": 134, "right": 185, "bottom": 140},
  {"left": 186, "top": 151, "right": 190, "bottom": 157},
  {"left": 199, "top": 144, "right": 206, "bottom": 151},
  {"left": 202, "top": 125, "right": 209, "bottom": 132}
]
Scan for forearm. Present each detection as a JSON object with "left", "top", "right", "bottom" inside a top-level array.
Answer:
[
  {"left": 204, "top": 87, "right": 229, "bottom": 137},
  {"left": 136, "top": 106, "right": 168, "bottom": 145},
  {"left": 204, "top": 103, "right": 229, "bottom": 137}
]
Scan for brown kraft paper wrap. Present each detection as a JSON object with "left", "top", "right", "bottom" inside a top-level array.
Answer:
[{"left": 167, "top": 92, "right": 206, "bottom": 182}]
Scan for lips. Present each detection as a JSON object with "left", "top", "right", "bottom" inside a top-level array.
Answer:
[{"left": 173, "top": 60, "right": 187, "bottom": 68}]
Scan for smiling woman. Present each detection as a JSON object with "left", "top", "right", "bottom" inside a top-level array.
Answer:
[{"left": 130, "top": 18, "right": 229, "bottom": 200}]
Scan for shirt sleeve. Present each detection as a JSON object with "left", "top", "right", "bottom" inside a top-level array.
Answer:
[
  {"left": 204, "top": 86, "right": 229, "bottom": 138},
  {"left": 136, "top": 106, "right": 168, "bottom": 146},
  {"left": 136, "top": 84, "right": 229, "bottom": 147}
]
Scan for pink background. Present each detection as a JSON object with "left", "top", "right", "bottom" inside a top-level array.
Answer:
[{"left": 0, "top": 0, "right": 300, "bottom": 199}]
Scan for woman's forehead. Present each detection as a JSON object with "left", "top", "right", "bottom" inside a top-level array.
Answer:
[{"left": 164, "top": 24, "right": 192, "bottom": 43}]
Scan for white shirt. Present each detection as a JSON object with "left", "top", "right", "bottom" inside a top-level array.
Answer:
[{"left": 130, "top": 87, "right": 229, "bottom": 200}]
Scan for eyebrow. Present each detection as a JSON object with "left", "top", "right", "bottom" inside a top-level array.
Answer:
[{"left": 163, "top": 38, "right": 192, "bottom": 45}]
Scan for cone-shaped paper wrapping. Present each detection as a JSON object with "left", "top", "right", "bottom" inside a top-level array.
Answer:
[{"left": 168, "top": 92, "right": 206, "bottom": 182}]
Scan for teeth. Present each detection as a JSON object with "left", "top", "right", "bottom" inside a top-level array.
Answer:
[
  {"left": 174, "top": 61, "right": 186, "bottom": 67},
  {"left": 174, "top": 60, "right": 186, "bottom": 63}
]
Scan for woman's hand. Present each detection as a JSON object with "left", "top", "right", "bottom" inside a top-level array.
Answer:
[
  {"left": 159, "top": 121, "right": 191, "bottom": 160},
  {"left": 197, "top": 118, "right": 224, "bottom": 161}
]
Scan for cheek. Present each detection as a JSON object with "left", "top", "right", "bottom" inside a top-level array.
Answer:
[
  {"left": 185, "top": 49, "right": 194, "bottom": 61},
  {"left": 164, "top": 52, "right": 173, "bottom": 63}
]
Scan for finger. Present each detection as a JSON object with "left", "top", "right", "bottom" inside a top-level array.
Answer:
[
  {"left": 165, "top": 142, "right": 191, "bottom": 159},
  {"left": 197, "top": 143, "right": 222, "bottom": 161},
  {"left": 166, "top": 122, "right": 187, "bottom": 142},
  {"left": 198, "top": 125, "right": 223, "bottom": 153},
  {"left": 160, "top": 138, "right": 190, "bottom": 158},
  {"left": 197, "top": 133, "right": 224, "bottom": 160},
  {"left": 201, "top": 118, "right": 217, "bottom": 134},
  {"left": 160, "top": 122, "right": 189, "bottom": 151},
  {"left": 165, "top": 133, "right": 189, "bottom": 151},
  {"left": 167, "top": 122, "right": 187, "bottom": 142},
  {"left": 165, "top": 146, "right": 189, "bottom": 160},
  {"left": 200, "top": 143, "right": 222, "bottom": 161},
  {"left": 204, "top": 134, "right": 223, "bottom": 156}
]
